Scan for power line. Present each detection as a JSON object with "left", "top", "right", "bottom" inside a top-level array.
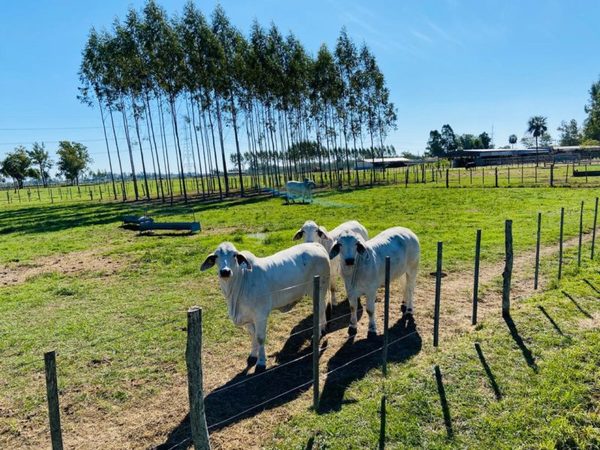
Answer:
[{"left": 0, "top": 126, "right": 103, "bottom": 131}]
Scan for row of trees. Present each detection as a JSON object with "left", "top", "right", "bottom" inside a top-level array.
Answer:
[
  {"left": 78, "top": 0, "right": 397, "bottom": 202},
  {"left": 426, "top": 124, "right": 492, "bottom": 156},
  {"left": 0, "top": 142, "right": 90, "bottom": 189}
]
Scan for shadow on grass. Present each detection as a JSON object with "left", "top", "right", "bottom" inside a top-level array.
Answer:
[
  {"left": 583, "top": 279, "right": 600, "bottom": 295},
  {"left": 317, "top": 314, "right": 421, "bottom": 414},
  {"left": 155, "top": 314, "right": 420, "bottom": 449},
  {"left": 275, "top": 300, "right": 364, "bottom": 363},
  {"left": 503, "top": 313, "right": 538, "bottom": 372},
  {"left": 538, "top": 305, "right": 565, "bottom": 336},
  {"left": 474, "top": 342, "right": 502, "bottom": 400},
  {"left": 434, "top": 365, "right": 454, "bottom": 439},
  {"left": 562, "top": 291, "right": 592, "bottom": 318}
]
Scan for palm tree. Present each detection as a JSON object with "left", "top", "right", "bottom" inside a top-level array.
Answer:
[{"left": 527, "top": 116, "right": 548, "bottom": 165}]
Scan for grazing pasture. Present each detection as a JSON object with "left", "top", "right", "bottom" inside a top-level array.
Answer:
[{"left": 0, "top": 182, "right": 599, "bottom": 449}]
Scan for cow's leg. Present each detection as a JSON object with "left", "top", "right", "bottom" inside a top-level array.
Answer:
[
  {"left": 404, "top": 266, "right": 417, "bottom": 314},
  {"left": 254, "top": 317, "right": 268, "bottom": 372},
  {"left": 244, "top": 323, "right": 258, "bottom": 367},
  {"left": 348, "top": 294, "right": 359, "bottom": 336},
  {"left": 366, "top": 292, "right": 377, "bottom": 339}
]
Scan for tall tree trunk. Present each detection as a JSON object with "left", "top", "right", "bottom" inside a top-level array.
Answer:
[
  {"left": 205, "top": 106, "right": 223, "bottom": 199},
  {"left": 157, "top": 97, "right": 174, "bottom": 203},
  {"left": 190, "top": 96, "right": 207, "bottom": 199},
  {"left": 144, "top": 94, "right": 164, "bottom": 202},
  {"left": 120, "top": 102, "right": 139, "bottom": 201},
  {"left": 230, "top": 95, "right": 245, "bottom": 196},
  {"left": 214, "top": 95, "right": 230, "bottom": 196},
  {"left": 168, "top": 96, "right": 188, "bottom": 203},
  {"left": 108, "top": 108, "right": 127, "bottom": 201},
  {"left": 98, "top": 102, "right": 117, "bottom": 200},
  {"left": 132, "top": 104, "right": 150, "bottom": 200}
]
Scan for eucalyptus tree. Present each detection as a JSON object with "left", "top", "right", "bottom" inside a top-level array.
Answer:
[{"left": 78, "top": 28, "right": 123, "bottom": 200}]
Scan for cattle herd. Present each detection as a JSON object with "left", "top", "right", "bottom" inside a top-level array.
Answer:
[{"left": 201, "top": 220, "right": 421, "bottom": 371}]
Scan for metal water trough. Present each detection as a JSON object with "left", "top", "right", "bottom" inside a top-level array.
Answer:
[{"left": 122, "top": 215, "right": 201, "bottom": 234}]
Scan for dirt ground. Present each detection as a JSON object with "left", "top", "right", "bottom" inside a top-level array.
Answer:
[{"left": 0, "top": 250, "right": 123, "bottom": 286}]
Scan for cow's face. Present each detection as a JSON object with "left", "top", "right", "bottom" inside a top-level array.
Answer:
[
  {"left": 293, "top": 220, "right": 329, "bottom": 243},
  {"left": 329, "top": 232, "right": 366, "bottom": 266},
  {"left": 200, "top": 242, "right": 251, "bottom": 280}
]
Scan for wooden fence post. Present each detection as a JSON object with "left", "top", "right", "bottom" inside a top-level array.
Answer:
[
  {"left": 379, "top": 395, "right": 386, "bottom": 450},
  {"left": 502, "top": 220, "right": 513, "bottom": 317},
  {"left": 550, "top": 164, "right": 554, "bottom": 187},
  {"left": 495, "top": 167, "right": 498, "bottom": 188},
  {"left": 44, "top": 351, "right": 64, "bottom": 450},
  {"left": 382, "top": 257, "right": 390, "bottom": 376},
  {"left": 312, "top": 275, "right": 320, "bottom": 411},
  {"left": 472, "top": 230, "right": 481, "bottom": 325},
  {"left": 445, "top": 169, "right": 449, "bottom": 188},
  {"left": 534, "top": 212, "right": 541, "bottom": 290},
  {"left": 558, "top": 207, "right": 564, "bottom": 280},
  {"left": 507, "top": 167, "right": 510, "bottom": 186},
  {"left": 186, "top": 307, "right": 211, "bottom": 450},
  {"left": 578, "top": 201, "right": 584, "bottom": 267},
  {"left": 592, "top": 197, "right": 598, "bottom": 260},
  {"left": 433, "top": 242, "right": 443, "bottom": 347}
]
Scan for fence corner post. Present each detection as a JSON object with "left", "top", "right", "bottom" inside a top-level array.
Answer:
[{"left": 186, "top": 306, "right": 211, "bottom": 450}]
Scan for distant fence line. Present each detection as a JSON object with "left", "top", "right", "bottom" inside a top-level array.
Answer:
[
  {"left": 29, "top": 195, "right": 599, "bottom": 449},
  {"left": 2, "top": 159, "right": 600, "bottom": 206}
]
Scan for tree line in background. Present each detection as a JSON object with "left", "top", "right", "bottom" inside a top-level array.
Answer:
[
  {"left": 77, "top": 0, "right": 397, "bottom": 203},
  {"left": 0, "top": 142, "right": 90, "bottom": 190}
]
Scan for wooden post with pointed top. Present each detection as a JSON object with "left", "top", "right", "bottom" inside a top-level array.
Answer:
[
  {"left": 44, "top": 351, "right": 64, "bottom": 450},
  {"left": 186, "top": 307, "right": 211, "bottom": 450}
]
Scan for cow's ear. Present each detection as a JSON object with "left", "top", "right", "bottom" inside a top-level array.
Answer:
[
  {"left": 356, "top": 241, "right": 366, "bottom": 254},
  {"left": 317, "top": 227, "right": 330, "bottom": 240},
  {"left": 200, "top": 253, "right": 217, "bottom": 271},
  {"left": 329, "top": 242, "right": 341, "bottom": 259},
  {"left": 235, "top": 253, "right": 252, "bottom": 270},
  {"left": 293, "top": 229, "right": 304, "bottom": 241}
]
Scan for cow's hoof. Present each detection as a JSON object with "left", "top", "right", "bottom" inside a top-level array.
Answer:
[
  {"left": 401, "top": 304, "right": 407, "bottom": 313},
  {"left": 246, "top": 355, "right": 258, "bottom": 367},
  {"left": 348, "top": 326, "right": 357, "bottom": 337},
  {"left": 367, "top": 330, "right": 378, "bottom": 340},
  {"left": 255, "top": 364, "right": 266, "bottom": 374}
]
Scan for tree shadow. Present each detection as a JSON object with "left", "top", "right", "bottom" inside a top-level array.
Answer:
[
  {"left": 562, "top": 291, "right": 592, "bottom": 318},
  {"left": 538, "top": 306, "right": 564, "bottom": 336},
  {"left": 275, "top": 300, "right": 364, "bottom": 363},
  {"left": 474, "top": 343, "right": 502, "bottom": 400},
  {"left": 503, "top": 313, "right": 538, "bottom": 372},
  {"left": 583, "top": 279, "right": 600, "bottom": 295},
  {"left": 434, "top": 365, "right": 454, "bottom": 439},
  {"left": 318, "top": 314, "right": 421, "bottom": 414}
]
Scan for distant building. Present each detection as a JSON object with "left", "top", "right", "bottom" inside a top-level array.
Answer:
[
  {"left": 449, "top": 146, "right": 600, "bottom": 167},
  {"left": 355, "top": 157, "right": 434, "bottom": 170}
]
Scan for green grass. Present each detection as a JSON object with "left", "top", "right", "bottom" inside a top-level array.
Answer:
[
  {"left": 0, "top": 180, "right": 599, "bottom": 446},
  {"left": 271, "top": 261, "right": 600, "bottom": 449}
]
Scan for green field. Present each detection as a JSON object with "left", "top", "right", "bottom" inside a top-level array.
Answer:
[{"left": 0, "top": 180, "right": 599, "bottom": 449}]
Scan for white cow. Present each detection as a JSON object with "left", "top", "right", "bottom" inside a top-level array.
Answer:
[
  {"left": 286, "top": 178, "right": 317, "bottom": 203},
  {"left": 200, "top": 242, "right": 330, "bottom": 370},
  {"left": 329, "top": 227, "right": 420, "bottom": 337},
  {"left": 293, "top": 220, "right": 369, "bottom": 306}
]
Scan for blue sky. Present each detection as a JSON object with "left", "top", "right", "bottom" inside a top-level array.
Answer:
[{"left": 1, "top": 0, "right": 599, "bottom": 171}]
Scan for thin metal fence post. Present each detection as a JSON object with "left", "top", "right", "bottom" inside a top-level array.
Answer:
[
  {"left": 534, "top": 212, "right": 541, "bottom": 290},
  {"left": 472, "top": 230, "right": 481, "bottom": 325},
  {"left": 379, "top": 395, "right": 386, "bottom": 450},
  {"left": 558, "top": 207, "right": 564, "bottom": 280},
  {"left": 312, "top": 275, "right": 320, "bottom": 410},
  {"left": 592, "top": 197, "right": 598, "bottom": 260},
  {"left": 382, "top": 257, "right": 390, "bottom": 376},
  {"left": 502, "top": 220, "right": 513, "bottom": 316},
  {"left": 433, "top": 242, "right": 443, "bottom": 347},
  {"left": 578, "top": 201, "right": 584, "bottom": 267}
]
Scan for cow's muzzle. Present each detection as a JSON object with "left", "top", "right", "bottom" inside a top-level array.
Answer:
[
  {"left": 345, "top": 258, "right": 355, "bottom": 266},
  {"left": 219, "top": 268, "right": 232, "bottom": 278}
]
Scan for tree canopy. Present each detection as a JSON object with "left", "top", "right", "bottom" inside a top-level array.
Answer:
[{"left": 57, "top": 141, "right": 91, "bottom": 184}]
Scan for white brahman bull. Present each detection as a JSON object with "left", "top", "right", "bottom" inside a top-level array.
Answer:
[
  {"left": 329, "top": 227, "right": 420, "bottom": 338},
  {"left": 201, "top": 242, "right": 330, "bottom": 371},
  {"left": 286, "top": 178, "right": 317, "bottom": 203},
  {"left": 293, "top": 220, "right": 369, "bottom": 306}
]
